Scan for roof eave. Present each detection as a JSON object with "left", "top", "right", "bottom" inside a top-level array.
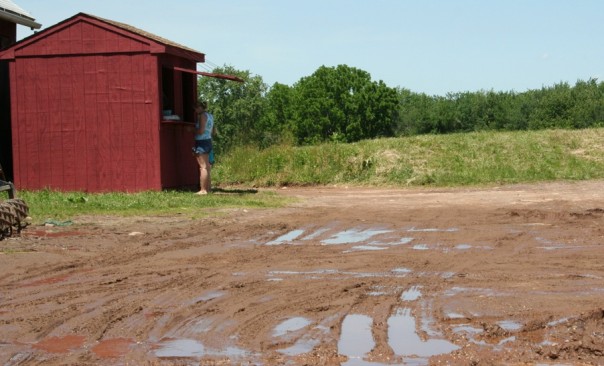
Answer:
[
  {"left": 152, "top": 44, "right": 205, "bottom": 63},
  {"left": 0, "top": 10, "right": 41, "bottom": 29}
]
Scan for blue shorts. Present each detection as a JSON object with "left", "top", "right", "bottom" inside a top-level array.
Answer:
[{"left": 193, "top": 139, "right": 212, "bottom": 155}]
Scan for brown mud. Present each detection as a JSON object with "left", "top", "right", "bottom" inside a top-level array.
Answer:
[{"left": 1, "top": 180, "right": 603, "bottom": 365}]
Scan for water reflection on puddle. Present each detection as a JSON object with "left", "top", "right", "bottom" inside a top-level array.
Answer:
[
  {"left": 498, "top": 320, "right": 523, "bottom": 331},
  {"left": 278, "top": 338, "right": 320, "bottom": 356},
  {"left": 193, "top": 290, "right": 226, "bottom": 303},
  {"left": 154, "top": 339, "right": 206, "bottom": 357},
  {"left": 443, "top": 286, "right": 498, "bottom": 297},
  {"left": 388, "top": 308, "right": 460, "bottom": 359},
  {"left": 392, "top": 267, "right": 412, "bottom": 275},
  {"left": 452, "top": 324, "right": 483, "bottom": 335},
  {"left": 154, "top": 338, "right": 248, "bottom": 359},
  {"left": 275, "top": 317, "right": 331, "bottom": 357},
  {"left": 338, "top": 314, "right": 375, "bottom": 365},
  {"left": 401, "top": 286, "right": 422, "bottom": 301},
  {"left": 263, "top": 224, "right": 469, "bottom": 253},
  {"left": 408, "top": 227, "right": 458, "bottom": 232},
  {"left": 273, "top": 317, "right": 312, "bottom": 337},
  {"left": 344, "top": 245, "right": 388, "bottom": 253},
  {"left": 322, "top": 228, "right": 393, "bottom": 245},
  {"left": 337, "top": 309, "right": 460, "bottom": 365},
  {"left": 547, "top": 317, "right": 569, "bottom": 327},
  {"left": 266, "top": 229, "right": 305, "bottom": 245},
  {"left": 302, "top": 227, "right": 330, "bottom": 240},
  {"left": 412, "top": 244, "right": 430, "bottom": 250}
]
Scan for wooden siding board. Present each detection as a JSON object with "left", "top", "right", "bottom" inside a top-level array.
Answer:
[
  {"left": 71, "top": 56, "right": 87, "bottom": 191},
  {"left": 125, "top": 55, "right": 137, "bottom": 191},
  {"left": 70, "top": 23, "right": 82, "bottom": 54},
  {"left": 146, "top": 56, "right": 161, "bottom": 190},
  {"left": 108, "top": 56, "right": 123, "bottom": 191},
  {"left": 105, "top": 29, "right": 120, "bottom": 56},
  {"left": 36, "top": 59, "right": 50, "bottom": 189},
  {"left": 81, "top": 21, "right": 96, "bottom": 54},
  {"left": 119, "top": 55, "right": 136, "bottom": 191},
  {"left": 62, "top": 57, "right": 84, "bottom": 191},
  {"left": 51, "top": 57, "right": 65, "bottom": 189},
  {"left": 19, "top": 59, "right": 41, "bottom": 188},
  {"left": 117, "top": 27, "right": 131, "bottom": 53},
  {"left": 56, "top": 22, "right": 70, "bottom": 55},
  {"left": 15, "top": 62, "right": 28, "bottom": 188},
  {"left": 48, "top": 131, "right": 62, "bottom": 188},
  {"left": 96, "top": 54, "right": 112, "bottom": 192},
  {"left": 31, "top": 84, "right": 49, "bottom": 188},
  {"left": 132, "top": 56, "right": 146, "bottom": 189},
  {"left": 47, "top": 57, "right": 61, "bottom": 189},
  {"left": 84, "top": 55, "right": 100, "bottom": 192}
]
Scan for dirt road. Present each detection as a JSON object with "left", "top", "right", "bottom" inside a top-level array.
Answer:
[{"left": 1, "top": 181, "right": 603, "bottom": 365}]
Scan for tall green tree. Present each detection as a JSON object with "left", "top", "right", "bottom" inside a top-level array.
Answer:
[
  {"left": 568, "top": 78, "right": 604, "bottom": 128},
  {"left": 259, "top": 82, "right": 296, "bottom": 147},
  {"left": 527, "top": 82, "right": 574, "bottom": 129},
  {"left": 290, "top": 65, "right": 399, "bottom": 144},
  {"left": 396, "top": 89, "right": 435, "bottom": 136},
  {"left": 197, "top": 65, "right": 268, "bottom": 153}
]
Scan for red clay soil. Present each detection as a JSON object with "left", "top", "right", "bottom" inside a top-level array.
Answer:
[{"left": 1, "top": 180, "right": 603, "bottom": 365}]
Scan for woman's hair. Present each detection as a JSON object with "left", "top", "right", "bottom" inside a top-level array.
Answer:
[{"left": 198, "top": 101, "right": 208, "bottom": 109}]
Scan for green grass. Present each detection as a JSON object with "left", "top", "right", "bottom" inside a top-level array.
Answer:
[
  {"left": 18, "top": 188, "right": 290, "bottom": 224},
  {"left": 213, "top": 127, "right": 604, "bottom": 187}
]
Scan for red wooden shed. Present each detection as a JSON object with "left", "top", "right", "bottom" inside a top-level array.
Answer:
[{"left": 0, "top": 12, "right": 206, "bottom": 192}]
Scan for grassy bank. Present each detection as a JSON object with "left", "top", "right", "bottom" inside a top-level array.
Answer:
[
  {"left": 214, "top": 128, "right": 604, "bottom": 187},
  {"left": 13, "top": 128, "right": 604, "bottom": 223}
]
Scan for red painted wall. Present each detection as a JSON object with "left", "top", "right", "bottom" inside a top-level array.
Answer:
[{"left": 10, "top": 53, "right": 161, "bottom": 192}]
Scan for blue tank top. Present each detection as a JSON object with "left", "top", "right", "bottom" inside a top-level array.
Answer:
[{"left": 195, "top": 112, "right": 214, "bottom": 140}]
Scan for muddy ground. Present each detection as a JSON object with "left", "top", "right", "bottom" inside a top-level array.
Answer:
[{"left": 1, "top": 180, "right": 603, "bottom": 366}]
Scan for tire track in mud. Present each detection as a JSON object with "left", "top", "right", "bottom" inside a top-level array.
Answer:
[{"left": 1, "top": 223, "right": 229, "bottom": 351}]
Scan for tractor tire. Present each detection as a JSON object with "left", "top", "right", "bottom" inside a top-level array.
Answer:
[{"left": 0, "top": 198, "right": 29, "bottom": 239}]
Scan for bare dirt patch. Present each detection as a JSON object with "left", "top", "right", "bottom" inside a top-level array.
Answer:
[{"left": 1, "top": 180, "right": 603, "bottom": 365}]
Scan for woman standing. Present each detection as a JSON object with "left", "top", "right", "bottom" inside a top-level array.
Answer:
[{"left": 193, "top": 101, "right": 216, "bottom": 194}]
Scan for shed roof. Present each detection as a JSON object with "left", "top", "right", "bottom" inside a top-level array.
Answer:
[
  {"left": 0, "top": 12, "right": 204, "bottom": 62},
  {"left": 84, "top": 13, "right": 202, "bottom": 56},
  {"left": 0, "top": 0, "right": 41, "bottom": 29}
]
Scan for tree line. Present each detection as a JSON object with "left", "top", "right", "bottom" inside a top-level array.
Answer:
[{"left": 198, "top": 65, "right": 604, "bottom": 154}]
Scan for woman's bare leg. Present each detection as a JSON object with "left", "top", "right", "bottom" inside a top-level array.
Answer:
[{"left": 196, "top": 154, "right": 211, "bottom": 194}]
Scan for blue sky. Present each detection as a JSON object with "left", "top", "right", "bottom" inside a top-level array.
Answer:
[{"left": 14, "top": 0, "right": 603, "bottom": 96}]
